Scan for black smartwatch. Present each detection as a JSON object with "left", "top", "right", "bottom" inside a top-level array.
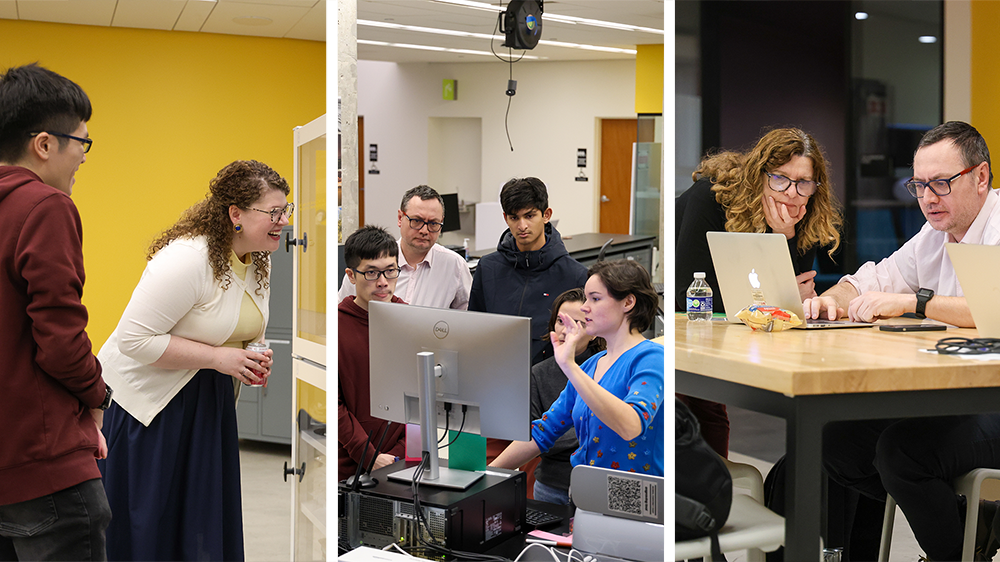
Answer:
[
  {"left": 915, "top": 288, "right": 935, "bottom": 319},
  {"left": 99, "top": 386, "right": 114, "bottom": 410}
]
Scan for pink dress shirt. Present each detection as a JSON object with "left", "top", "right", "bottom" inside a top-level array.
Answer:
[
  {"left": 841, "top": 189, "right": 1000, "bottom": 297},
  {"left": 338, "top": 240, "right": 473, "bottom": 309}
]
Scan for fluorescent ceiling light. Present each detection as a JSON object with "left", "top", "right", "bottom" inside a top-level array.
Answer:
[
  {"left": 359, "top": 19, "right": 636, "bottom": 54},
  {"left": 428, "top": 0, "right": 501, "bottom": 13},
  {"left": 919, "top": 35, "right": 937, "bottom": 43},
  {"left": 537, "top": 40, "right": 636, "bottom": 55},
  {"left": 543, "top": 13, "right": 663, "bottom": 35},
  {"left": 428, "top": 0, "right": 662, "bottom": 35},
  {"left": 389, "top": 43, "right": 446, "bottom": 52},
  {"left": 855, "top": 11, "right": 869, "bottom": 20},
  {"left": 361, "top": 19, "right": 493, "bottom": 40},
  {"left": 358, "top": 38, "right": 541, "bottom": 59}
]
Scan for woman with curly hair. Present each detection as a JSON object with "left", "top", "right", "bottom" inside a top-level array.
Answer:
[
  {"left": 675, "top": 128, "right": 844, "bottom": 458},
  {"left": 96, "top": 160, "right": 292, "bottom": 561}
]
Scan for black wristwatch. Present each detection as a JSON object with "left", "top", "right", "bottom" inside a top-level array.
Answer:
[
  {"left": 99, "top": 386, "right": 114, "bottom": 410},
  {"left": 915, "top": 288, "right": 935, "bottom": 319}
]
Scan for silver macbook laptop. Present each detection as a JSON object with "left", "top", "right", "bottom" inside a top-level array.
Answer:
[
  {"left": 946, "top": 243, "right": 1000, "bottom": 337},
  {"left": 706, "top": 232, "right": 873, "bottom": 329}
]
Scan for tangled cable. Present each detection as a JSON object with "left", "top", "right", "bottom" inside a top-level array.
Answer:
[{"left": 935, "top": 337, "right": 1000, "bottom": 355}]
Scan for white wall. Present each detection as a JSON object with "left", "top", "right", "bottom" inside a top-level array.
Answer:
[
  {"left": 358, "top": 58, "right": 637, "bottom": 238},
  {"left": 427, "top": 117, "right": 482, "bottom": 209}
]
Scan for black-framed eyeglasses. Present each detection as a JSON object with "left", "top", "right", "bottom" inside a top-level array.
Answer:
[
  {"left": 250, "top": 203, "right": 295, "bottom": 223},
  {"left": 904, "top": 164, "right": 979, "bottom": 198},
  {"left": 403, "top": 213, "right": 444, "bottom": 233},
  {"left": 351, "top": 267, "right": 401, "bottom": 281},
  {"left": 765, "top": 172, "right": 819, "bottom": 197},
  {"left": 29, "top": 131, "right": 92, "bottom": 154}
]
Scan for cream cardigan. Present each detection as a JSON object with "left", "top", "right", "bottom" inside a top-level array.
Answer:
[{"left": 98, "top": 236, "right": 269, "bottom": 426}]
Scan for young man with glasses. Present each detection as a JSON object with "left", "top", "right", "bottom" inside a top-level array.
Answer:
[
  {"left": 338, "top": 185, "right": 473, "bottom": 309},
  {"left": 0, "top": 63, "right": 112, "bottom": 559},
  {"left": 803, "top": 121, "right": 1000, "bottom": 561},
  {"left": 338, "top": 225, "right": 407, "bottom": 483}
]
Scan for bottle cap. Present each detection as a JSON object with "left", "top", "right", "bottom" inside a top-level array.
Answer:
[{"left": 694, "top": 272, "right": 706, "bottom": 279}]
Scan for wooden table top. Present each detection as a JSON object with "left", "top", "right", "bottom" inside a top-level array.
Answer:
[{"left": 675, "top": 314, "right": 1000, "bottom": 396}]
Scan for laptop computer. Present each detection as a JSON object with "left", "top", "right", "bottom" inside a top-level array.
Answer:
[
  {"left": 706, "top": 232, "right": 872, "bottom": 329},
  {"left": 570, "top": 465, "right": 663, "bottom": 561},
  {"left": 946, "top": 243, "right": 1000, "bottom": 337}
]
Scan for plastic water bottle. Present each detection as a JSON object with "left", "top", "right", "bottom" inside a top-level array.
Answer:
[{"left": 686, "top": 272, "right": 713, "bottom": 321}]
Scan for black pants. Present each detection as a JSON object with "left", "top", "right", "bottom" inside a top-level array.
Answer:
[
  {"left": 823, "top": 414, "right": 1000, "bottom": 561},
  {"left": 0, "top": 478, "right": 111, "bottom": 561},
  {"left": 763, "top": 456, "right": 883, "bottom": 562}
]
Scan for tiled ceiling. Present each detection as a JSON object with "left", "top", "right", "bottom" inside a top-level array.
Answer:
[
  {"left": 0, "top": 0, "right": 325, "bottom": 41},
  {"left": 0, "top": 1, "right": 665, "bottom": 62},
  {"left": 357, "top": 0, "right": 665, "bottom": 63}
]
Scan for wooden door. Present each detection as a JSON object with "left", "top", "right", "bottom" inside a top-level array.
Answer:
[{"left": 599, "top": 118, "right": 638, "bottom": 234}]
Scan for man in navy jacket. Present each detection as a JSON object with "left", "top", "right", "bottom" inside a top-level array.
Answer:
[
  {"left": 469, "top": 177, "right": 588, "bottom": 480},
  {"left": 469, "top": 177, "right": 588, "bottom": 366}
]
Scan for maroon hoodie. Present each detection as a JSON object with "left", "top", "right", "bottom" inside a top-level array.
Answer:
[
  {"left": 0, "top": 166, "right": 106, "bottom": 505},
  {"left": 338, "top": 295, "right": 407, "bottom": 482}
]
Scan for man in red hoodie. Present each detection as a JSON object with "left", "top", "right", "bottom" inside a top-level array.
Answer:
[
  {"left": 0, "top": 63, "right": 112, "bottom": 560},
  {"left": 338, "top": 225, "right": 407, "bottom": 483}
]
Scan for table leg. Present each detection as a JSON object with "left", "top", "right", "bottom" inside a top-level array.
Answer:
[{"left": 783, "top": 404, "right": 827, "bottom": 561}]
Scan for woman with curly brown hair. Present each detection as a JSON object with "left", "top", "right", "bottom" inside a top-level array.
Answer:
[
  {"left": 675, "top": 128, "right": 844, "bottom": 458},
  {"left": 96, "top": 160, "right": 292, "bottom": 561}
]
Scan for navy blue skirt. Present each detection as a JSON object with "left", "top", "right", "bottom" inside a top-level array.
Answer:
[{"left": 98, "top": 369, "right": 244, "bottom": 561}]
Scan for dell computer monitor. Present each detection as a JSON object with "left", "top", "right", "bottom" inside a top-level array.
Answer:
[
  {"left": 369, "top": 301, "right": 530, "bottom": 488},
  {"left": 440, "top": 193, "right": 461, "bottom": 233}
]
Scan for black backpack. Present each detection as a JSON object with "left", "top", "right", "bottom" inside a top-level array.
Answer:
[{"left": 676, "top": 397, "right": 732, "bottom": 561}]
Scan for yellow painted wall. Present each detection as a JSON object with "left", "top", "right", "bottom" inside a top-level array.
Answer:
[
  {"left": 636, "top": 44, "right": 664, "bottom": 114},
  {"left": 0, "top": 20, "right": 325, "bottom": 349},
  {"left": 971, "top": 2, "right": 1000, "bottom": 146}
]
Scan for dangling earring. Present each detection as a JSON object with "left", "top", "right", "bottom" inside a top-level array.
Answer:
[{"left": 234, "top": 223, "right": 243, "bottom": 233}]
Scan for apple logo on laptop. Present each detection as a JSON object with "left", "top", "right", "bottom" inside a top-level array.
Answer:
[{"left": 748, "top": 268, "right": 761, "bottom": 289}]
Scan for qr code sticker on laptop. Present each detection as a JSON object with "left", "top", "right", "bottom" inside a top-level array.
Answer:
[
  {"left": 607, "top": 474, "right": 659, "bottom": 519},
  {"left": 607, "top": 475, "right": 642, "bottom": 515}
]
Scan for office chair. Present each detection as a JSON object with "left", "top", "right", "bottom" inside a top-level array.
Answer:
[
  {"left": 597, "top": 238, "right": 614, "bottom": 262},
  {"left": 675, "top": 459, "right": 784, "bottom": 562},
  {"left": 878, "top": 468, "right": 1000, "bottom": 562}
]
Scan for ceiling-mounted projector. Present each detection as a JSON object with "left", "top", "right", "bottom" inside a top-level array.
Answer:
[{"left": 499, "top": 0, "right": 543, "bottom": 50}]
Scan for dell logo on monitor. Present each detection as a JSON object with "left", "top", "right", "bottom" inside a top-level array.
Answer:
[{"left": 434, "top": 321, "right": 450, "bottom": 339}]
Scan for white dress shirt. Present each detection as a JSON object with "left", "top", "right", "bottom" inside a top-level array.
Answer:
[
  {"left": 841, "top": 188, "right": 1000, "bottom": 297},
  {"left": 338, "top": 240, "right": 473, "bottom": 309}
]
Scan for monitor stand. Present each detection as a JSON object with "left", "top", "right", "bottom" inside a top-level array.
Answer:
[
  {"left": 387, "top": 351, "right": 484, "bottom": 491},
  {"left": 387, "top": 465, "right": 482, "bottom": 490}
]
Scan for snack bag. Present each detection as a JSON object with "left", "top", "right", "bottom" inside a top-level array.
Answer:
[{"left": 735, "top": 303, "right": 803, "bottom": 332}]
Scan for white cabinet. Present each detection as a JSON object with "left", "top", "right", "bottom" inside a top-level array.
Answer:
[{"left": 288, "top": 115, "right": 327, "bottom": 561}]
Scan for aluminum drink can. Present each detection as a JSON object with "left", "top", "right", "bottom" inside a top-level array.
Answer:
[{"left": 244, "top": 342, "right": 268, "bottom": 387}]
